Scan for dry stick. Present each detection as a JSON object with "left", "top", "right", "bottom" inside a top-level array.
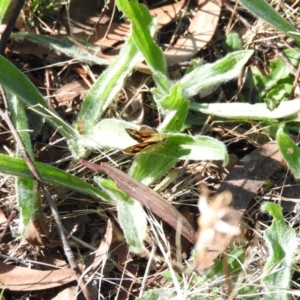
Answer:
[
  {"left": 0, "top": 0, "right": 25, "bottom": 55},
  {"left": 222, "top": 252, "right": 232, "bottom": 297},
  {"left": 0, "top": 209, "right": 17, "bottom": 244},
  {"left": 0, "top": 106, "right": 95, "bottom": 300}
]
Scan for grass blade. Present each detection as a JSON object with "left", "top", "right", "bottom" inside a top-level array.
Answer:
[{"left": 0, "top": 154, "right": 108, "bottom": 201}]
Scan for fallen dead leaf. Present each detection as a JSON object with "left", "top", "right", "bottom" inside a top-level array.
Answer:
[
  {"left": 23, "top": 219, "right": 61, "bottom": 248},
  {"left": 91, "top": 1, "right": 185, "bottom": 52},
  {"left": 213, "top": 123, "right": 271, "bottom": 147},
  {"left": 80, "top": 159, "right": 196, "bottom": 244},
  {"left": 52, "top": 284, "right": 78, "bottom": 300},
  {"left": 0, "top": 261, "right": 75, "bottom": 291},
  {"left": 0, "top": 220, "right": 113, "bottom": 291},
  {"left": 54, "top": 79, "right": 89, "bottom": 106},
  {"left": 164, "top": 0, "right": 222, "bottom": 65}
]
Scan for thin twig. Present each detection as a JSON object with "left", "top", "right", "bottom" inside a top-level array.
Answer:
[
  {"left": 0, "top": 87, "right": 95, "bottom": 299},
  {"left": 0, "top": 0, "right": 25, "bottom": 55},
  {"left": 0, "top": 209, "right": 17, "bottom": 244}
]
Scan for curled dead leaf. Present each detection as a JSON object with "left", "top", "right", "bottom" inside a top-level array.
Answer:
[
  {"left": 194, "top": 184, "right": 241, "bottom": 271},
  {"left": 24, "top": 219, "right": 61, "bottom": 248}
]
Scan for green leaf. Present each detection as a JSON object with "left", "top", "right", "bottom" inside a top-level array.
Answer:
[
  {"left": 0, "top": 154, "right": 109, "bottom": 201},
  {"left": 276, "top": 127, "right": 300, "bottom": 179},
  {"left": 264, "top": 81, "right": 293, "bottom": 110},
  {"left": 243, "top": 48, "right": 300, "bottom": 107},
  {"left": 116, "top": 0, "right": 170, "bottom": 93},
  {"left": 190, "top": 99, "right": 300, "bottom": 120},
  {"left": 261, "top": 202, "right": 297, "bottom": 300},
  {"left": 0, "top": 0, "right": 13, "bottom": 23},
  {"left": 129, "top": 134, "right": 228, "bottom": 185},
  {"left": 79, "top": 119, "right": 140, "bottom": 151},
  {"left": 6, "top": 93, "right": 33, "bottom": 158},
  {"left": 208, "top": 248, "right": 245, "bottom": 280},
  {"left": 15, "top": 178, "right": 42, "bottom": 235},
  {"left": 129, "top": 152, "right": 177, "bottom": 186},
  {"left": 94, "top": 177, "right": 147, "bottom": 253},
  {"left": 0, "top": 55, "right": 77, "bottom": 140},
  {"left": 180, "top": 50, "right": 253, "bottom": 99},
  {"left": 156, "top": 83, "right": 189, "bottom": 132},
  {"left": 80, "top": 118, "right": 228, "bottom": 168},
  {"left": 78, "top": 34, "right": 143, "bottom": 133},
  {"left": 85, "top": 119, "right": 228, "bottom": 185},
  {"left": 11, "top": 33, "right": 110, "bottom": 66},
  {"left": 5, "top": 92, "right": 43, "bottom": 234},
  {"left": 223, "top": 31, "right": 243, "bottom": 52}
]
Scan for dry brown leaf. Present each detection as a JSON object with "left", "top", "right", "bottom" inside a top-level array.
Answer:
[
  {"left": 90, "top": 1, "right": 184, "bottom": 50},
  {"left": 23, "top": 219, "right": 62, "bottom": 248},
  {"left": 0, "top": 261, "right": 75, "bottom": 291},
  {"left": 54, "top": 80, "right": 89, "bottom": 106},
  {"left": 194, "top": 185, "right": 241, "bottom": 271},
  {"left": 0, "top": 208, "right": 7, "bottom": 224},
  {"left": 165, "top": 0, "right": 222, "bottom": 65},
  {"left": 35, "top": 248, "right": 67, "bottom": 269},
  {"left": 151, "top": 1, "right": 185, "bottom": 29},
  {"left": 53, "top": 284, "right": 78, "bottom": 300},
  {"left": 93, "top": 22, "right": 129, "bottom": 51},
  {"left": 96, "top": 0, "right": 221, "bottom": 65},
  {"left": 80, "top": 160, "right": 196, "bottom": 244},
  {"left": 213, "top": 123, "right": 271, "bottom": 147},
  {"left": 0, "top": 220, "right": 113, "bottom": 291}
]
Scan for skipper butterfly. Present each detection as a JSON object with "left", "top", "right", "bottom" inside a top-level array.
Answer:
[{"left": 123, "top": 128, "right": 167, "bottom": 154}]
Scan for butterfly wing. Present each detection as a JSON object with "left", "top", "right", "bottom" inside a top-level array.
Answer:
[
  {"left": 125, "top": 128, "right": 154, "bottom": 143},
  {"left": 123, "top": 128, "right": 167, "bottom": 154},
  {"left": 123, "top": 141, "right": 157, "bottom": 154}
]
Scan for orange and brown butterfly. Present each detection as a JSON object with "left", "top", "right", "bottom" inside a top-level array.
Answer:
[{"left": 122, "top": 128, "right": 168, "bottom": 154}]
